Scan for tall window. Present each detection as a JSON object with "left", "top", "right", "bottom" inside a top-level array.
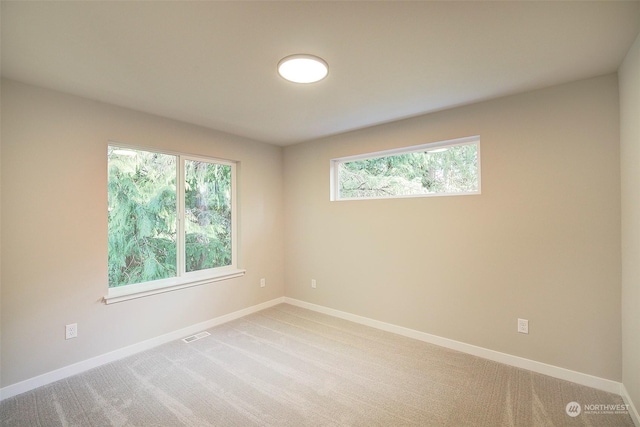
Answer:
[
  {"left": 331, "top": 136, "right": 480, "bottom": 200},
  {"left": 106, "top": 145, "right": 241, "bottom": 302}
]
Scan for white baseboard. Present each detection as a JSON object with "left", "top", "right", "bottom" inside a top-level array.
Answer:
[
  {"left": 284, "top": 297, "right": 623, "bottom": 396},
  {"left": 622, "top": 384, "right": 640, "bottom": 427},
  {"left": 0, "top": 297, "right": 285, "bottom": 401}
]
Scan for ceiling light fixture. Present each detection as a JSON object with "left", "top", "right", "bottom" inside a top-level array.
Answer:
[{"left": 278, "top": 54, "right": 328, "bottom": 84}]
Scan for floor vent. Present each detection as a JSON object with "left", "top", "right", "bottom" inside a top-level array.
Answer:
[{"left": 182, "top": 331, "right": 211, "bottom": 343}]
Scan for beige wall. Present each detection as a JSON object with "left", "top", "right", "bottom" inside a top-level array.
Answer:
[
  {"left": 0, "top": 79, "right": 284, "bottom": 387},
  {"left": 620, "top": 32, "right": 640, "bottom": 414},
  {"left": 0, "top": 71, "right": 629, "bottom": 391},
  {"left": 284, "top": 75, "right": 622, "bottom": 381}
]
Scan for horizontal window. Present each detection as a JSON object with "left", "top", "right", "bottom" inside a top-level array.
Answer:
[
  {"left": 105, "top": 144, "right": 243, "bottom": 303},
  {"left": 330, "top": 136, "right": 480, "bottom": 201}
]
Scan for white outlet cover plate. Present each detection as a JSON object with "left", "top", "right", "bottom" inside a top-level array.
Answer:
[
  {"left": 517, "top": 318, "right": 529, "bottom": 334},
  {"left": 65, "top": 323, "right": 78, "bottom": 339}
]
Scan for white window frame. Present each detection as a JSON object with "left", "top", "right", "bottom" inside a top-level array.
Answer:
[
  {"left": 104, "top": 143, "right": 244, "bottom": 304},
  {"left": 330, "top": 135, "right": 481, "bottom": 201}
]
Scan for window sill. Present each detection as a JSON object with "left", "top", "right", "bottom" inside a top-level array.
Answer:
[{"left": 103, "top": 269, "right": 246, "bottom": 304}]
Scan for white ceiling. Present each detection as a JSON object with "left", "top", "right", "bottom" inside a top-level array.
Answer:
[{"left": 2, "top": 1, "right": 639, "bottom": 146}]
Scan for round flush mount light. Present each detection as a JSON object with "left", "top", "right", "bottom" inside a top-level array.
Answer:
[{"left": 278, "top": 54, "right": 328, "bottom": 84}]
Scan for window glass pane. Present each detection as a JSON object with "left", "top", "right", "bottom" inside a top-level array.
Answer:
[
  {"left": 108, "top": 147, "right": 177, "bottom": 287},
  {"left": 184, "top": 160, "right": 232, "bottom": 272},
  {"left": 338, "top": 142, "right": 478, "bottom": 199}
]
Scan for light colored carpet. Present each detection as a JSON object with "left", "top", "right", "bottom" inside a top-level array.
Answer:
[{"left": 1, "top": 303, "right": 634, "bottom": 426}]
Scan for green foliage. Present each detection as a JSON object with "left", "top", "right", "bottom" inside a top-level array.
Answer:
[
  {"left": 339, "top": 143, "right": 478, "bottom": 198},
  {"left": 184, "top": 161, "right": 232, "bottom": 272},
  {"left": 108, "top": 148, "right": 177, "bottom": 287},
  {"left": 108, "top": 148, "right": 232, "bottom": 288}
]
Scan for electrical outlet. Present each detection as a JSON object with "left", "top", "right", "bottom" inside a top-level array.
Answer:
[
  {"left": 311, "top": 279, "right": 317, "bottom": 289},
  {"left": 260, "top": 278, "right": 266, "bottom": 288},
  {"left": 517, "top": 318, "right": 529, "bottom": 334},
  {"left": 65, "top": 323, "right": 78, "bottom": 340}
]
